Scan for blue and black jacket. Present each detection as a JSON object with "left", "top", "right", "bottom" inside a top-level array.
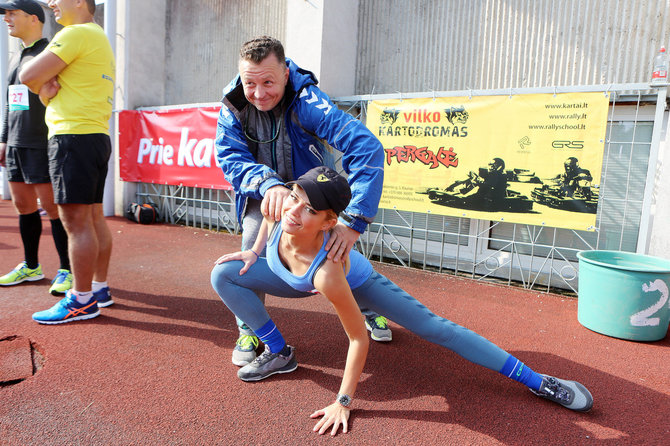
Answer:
[{"left": 215, "top": 58, "right": 384, "bottom": 234}]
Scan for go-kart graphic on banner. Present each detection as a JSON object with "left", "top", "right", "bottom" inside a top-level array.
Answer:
[{"left": 366, "top": 92, "right": 609, "bottom": 231}]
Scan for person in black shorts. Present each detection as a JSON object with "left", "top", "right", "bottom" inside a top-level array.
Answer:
[
  {"left": 0, "top": 0, "right": 71, "bottom": 295},
  {"left": 21, "top": 0, "right": 115, "bottom": 324}
]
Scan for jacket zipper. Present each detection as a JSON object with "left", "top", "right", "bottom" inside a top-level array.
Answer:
[{"left": 270, "top": 112, "right": 278, "bottom": 171}]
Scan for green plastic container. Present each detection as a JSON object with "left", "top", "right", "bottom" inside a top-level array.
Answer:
[{"left": 577, "top": 250, "right": 670, "bottom": 341}]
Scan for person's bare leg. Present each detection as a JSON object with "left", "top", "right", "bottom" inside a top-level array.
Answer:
[
  {"left": 31, "top": 201, "right": 101, "bottom": 324},
  {"left": 91, "top": 203, "right": 112, "bottom": 282},
  {"left": 9, "top": 181, "right": 39, "bottom": 214},
  {"left": 33, "top": 183, "right": 59, "bottom": 220},
  {"left": 58, "top": 203, "right": 96, "bottom": 292}
]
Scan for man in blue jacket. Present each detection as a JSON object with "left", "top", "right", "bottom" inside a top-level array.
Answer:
[{"left": 216, "top": 36, "right": 391, "bottom": 366}]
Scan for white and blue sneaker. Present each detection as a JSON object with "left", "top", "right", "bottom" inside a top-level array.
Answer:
[
  {"left": 32, "top": 291, "right": 100, "bottom": 325},
  {"left": 94, "top": 287, "right": 114, "bottom": 308}
]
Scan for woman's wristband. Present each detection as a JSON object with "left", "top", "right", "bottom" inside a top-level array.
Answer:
[{"left": 249, "top": 249, "right": 260, "bottom": 259}]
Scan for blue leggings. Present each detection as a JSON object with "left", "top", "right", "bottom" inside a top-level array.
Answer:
[{"left": 211, "top": 258, "right": 511, "bottom": 373}]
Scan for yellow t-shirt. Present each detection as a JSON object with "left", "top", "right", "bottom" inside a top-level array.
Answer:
[{"left": 45, "top": 22, "right": 115, "bottom": 138}]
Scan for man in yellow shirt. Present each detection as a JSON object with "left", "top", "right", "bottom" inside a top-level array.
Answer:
[{"left": 21, "top": 0, "right": 115, "bottom": 324}]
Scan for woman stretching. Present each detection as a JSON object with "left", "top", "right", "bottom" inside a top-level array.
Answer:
[{"left": 211, "top": 166, "right": 593, "bottom": 436}]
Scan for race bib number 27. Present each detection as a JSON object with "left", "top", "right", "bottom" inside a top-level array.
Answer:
[{"left": 9, "top": 84, "right": 29, "bottom": 111}]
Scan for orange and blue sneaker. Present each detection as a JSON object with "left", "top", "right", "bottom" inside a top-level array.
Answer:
[
  {"left": 48, "top": 269, "right": 73, "bottom": 296},
  {"left": 0, "top": 261, "right": 44, "bottom": 286},
  {"left": 93, "top": 287, "right": 114, "bottom": 308},
  {"left": 32, "top": 291, "right": 100, "bottom": 325}
]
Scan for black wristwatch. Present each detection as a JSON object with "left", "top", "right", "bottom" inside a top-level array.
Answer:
[
  {"left": 336, "top": 393, "right": 352, "bottom": 407},
  {"left": 339, "top": 212, "right": 354, "bottom": 224}
]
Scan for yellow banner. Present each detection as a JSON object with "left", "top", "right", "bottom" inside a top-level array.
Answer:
[{"left": 367, "top": 92, "right": 609, "bottom": 231}]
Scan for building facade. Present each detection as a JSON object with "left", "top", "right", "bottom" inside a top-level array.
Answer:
[{"left": 2, "top": 0, "right": 669, "bottom": 291}]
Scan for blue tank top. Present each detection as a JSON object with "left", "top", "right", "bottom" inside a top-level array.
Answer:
[{"left": 266, "top": 223, "right": 373, "bottom": 292}]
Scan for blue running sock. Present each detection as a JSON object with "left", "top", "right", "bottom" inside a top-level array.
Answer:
[
  {"left": 499, "top": 355, "right": 544, "bottom": 390},
  {"left": 253, "top": 319, "right": 286, "bottom": 354}
]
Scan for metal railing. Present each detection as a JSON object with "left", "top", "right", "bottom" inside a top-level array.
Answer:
[
  {"left": 133, "top": 83, "right": 666, "bottom": 294},
  {"left": 136, "top": 183, "right": 238, "bottom": 233}
]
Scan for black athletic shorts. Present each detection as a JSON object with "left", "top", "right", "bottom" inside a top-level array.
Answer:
[
  {"left": 48, "top": 133, "right": 111, "bottom": 204},
  {"left": 5, "top": 145, "right": 51, "bottom": 184}
]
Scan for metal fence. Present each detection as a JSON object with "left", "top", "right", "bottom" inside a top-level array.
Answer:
[
  {"left": 136, "top": 183, "right": 238, "bottom": 233},
  {"left": 134, "top": 83, "right": 666, "bottom": 294}
]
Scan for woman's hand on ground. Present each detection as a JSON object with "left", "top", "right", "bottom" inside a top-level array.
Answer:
[
  {"left": 310, "top": 403, "right": 350, "bottom": 436},
  {"left": 214, "top": 250, "right": 257, "bottom": 275}
]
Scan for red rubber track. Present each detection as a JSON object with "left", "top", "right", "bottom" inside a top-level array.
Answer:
[{"left": 1, "top": 201, "right": 669, "bottom": 445}]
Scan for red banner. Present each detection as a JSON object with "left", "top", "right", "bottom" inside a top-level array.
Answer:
[{"left": 118, "top": 106, "right": 232, "bottom": 190}]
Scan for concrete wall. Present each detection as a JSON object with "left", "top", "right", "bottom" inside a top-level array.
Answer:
[
  {"left": 114, "top": 0, "right": 167, "bottom": 215},
  {"left": 355, "top": 0, "right": 670, "bottom": 94},
  {"left": 112, "top": 0, "right": 670, "bottom": 258},
  {"left": 116, "top": 1, "right": 166, "bottom": 110},
  {"left": 285, "top": 0, "right": 359, "bottom": 97},
  {"left": 160, "top": 0, "right": 357, "bottom": 103},
  {"left": 164, "top": 0, "right": 287, "bottom": 105}
]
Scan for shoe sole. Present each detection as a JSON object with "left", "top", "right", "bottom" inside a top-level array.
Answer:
[
  {"left": 530, "top": 376, "right": 594, "bottom": 412},
  {"left": 230, "top": 347, "right": 258, "bottom": 367},
  {"left": 232, "top": 338, "right": 260, "bottom": 366},
  {"left": 97, "top": 300, "right": 115, "bottom": 308},
  {"left": 232, "top": 355, "right": 255, "bottom": 367},
  {"left": 0, "top": 274, "right": 45, "bottom": 286},
  {"left": 238, "top": 362, "right": 298, "bottom": 382},
  {"left": 50, "top": 287, "right": 69, "bottom": 296},
  {"left": 530, "top": 387, "right": 593, "bottom": 412},
  {"left": 366, "top": 321, "right": 392, "bottom": 342},
  {"left": 370, "top": 333, "right": 392, "bottom": 342},
  {"left": 33, "top": 310, "right": 101, "bottom": 325}
]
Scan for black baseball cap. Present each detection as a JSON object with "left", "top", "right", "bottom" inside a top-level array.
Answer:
[
  {"left": 286, "top": 166, "right": 351, "bottom": 215},
  {"left": 0, "top": 0, "right": 45, "bottom": 23}
]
